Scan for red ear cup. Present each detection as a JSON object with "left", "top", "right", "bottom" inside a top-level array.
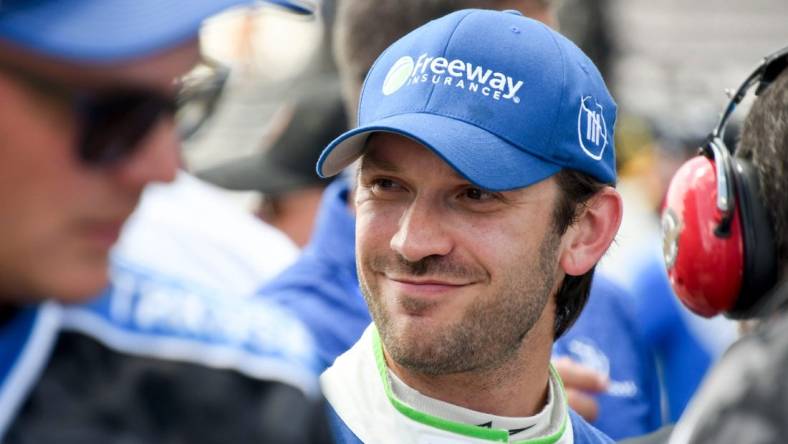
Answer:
[
  {"left": 660, "top": 46, "right": 785, "bottom": 318},
  {"left": 661, "top": 156, "right": 745, "bottom": 317}
]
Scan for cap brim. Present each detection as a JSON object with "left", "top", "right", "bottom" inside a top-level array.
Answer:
[
  {"left": 0, "top": 0, "right": 313, "bottom": 63},
  {"left": 266, "top": 0, "right": 316, "bottom": 15},
  {"left": 197, "top": 153, "right": 325, "bottom": 195},
  {"left": 317, "top": 113, "right": 562, "bottom": 191}
]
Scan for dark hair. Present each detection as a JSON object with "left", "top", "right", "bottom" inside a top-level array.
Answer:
[
  {"left": 736, "top": 69, "right": 788, "bottom": 276},
  {"left": 551, "top": 169, "right": 608, "bottom": 338}
]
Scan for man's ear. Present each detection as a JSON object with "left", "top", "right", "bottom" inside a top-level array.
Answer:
[{"left": 559, "top": 187, "right": 622, "bottom": 276}]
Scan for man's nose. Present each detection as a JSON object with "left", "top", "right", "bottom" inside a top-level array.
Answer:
[
  {"left": 111, "top": 116, "right": 179, "bottom": 189},
  {"left": 390, "top": 198, "right": 453, "bottom": 263}
]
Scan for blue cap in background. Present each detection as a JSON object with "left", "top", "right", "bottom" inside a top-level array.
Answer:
[
  {"left": 317, "top": 9, "right": 617, "bottom": 191},
  {"left": 0, "top": 0, "right": 315, "bottom": 63}
]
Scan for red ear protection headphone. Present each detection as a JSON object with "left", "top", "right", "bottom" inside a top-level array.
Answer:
[{"left": 661, "top": 46, "right": 788, "bottom": 319}]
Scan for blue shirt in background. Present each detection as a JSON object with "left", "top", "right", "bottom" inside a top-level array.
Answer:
[
  {"left": 629, "top": 250, "right": 735, "bottom": 422},
  {"left": 554, "top": 276, "right": 663, "bottom": 438}
]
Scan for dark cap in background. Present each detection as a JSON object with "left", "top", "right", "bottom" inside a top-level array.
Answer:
[{"left": 198, "top": 79, "right": 348, "bottom": 196}]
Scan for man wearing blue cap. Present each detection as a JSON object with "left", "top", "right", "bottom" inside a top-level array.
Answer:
[
  {"left": 0, "top": 1, "right": 331, "bottom": 443},
  {"left": 318, "top": 9, "right": 620, "bottom": 443}
]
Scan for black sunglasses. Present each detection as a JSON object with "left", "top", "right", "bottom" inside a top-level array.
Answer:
[{"left": 0, "top": 58, "right": 228, "bottom": 167}]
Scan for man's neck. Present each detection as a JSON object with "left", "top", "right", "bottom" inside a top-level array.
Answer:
[{"left": 384, "top": 320, "right": 554, "bottom": 417}]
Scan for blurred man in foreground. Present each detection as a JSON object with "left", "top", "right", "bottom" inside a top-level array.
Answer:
[{"left": 0, "top": 1, "right": 330, "bottom": 442}]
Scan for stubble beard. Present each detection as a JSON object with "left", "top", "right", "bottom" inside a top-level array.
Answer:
[{"left": 358, "top": 230, "right": 560, "bottom": 376}]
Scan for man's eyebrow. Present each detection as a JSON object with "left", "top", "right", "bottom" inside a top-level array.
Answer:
[{"left": 359, "top": 150, "right": 401, "bottom": 173}]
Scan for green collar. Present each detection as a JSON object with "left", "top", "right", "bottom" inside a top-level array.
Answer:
[{"left": 371, "top": 326, "right": 568, "bottom": 444}]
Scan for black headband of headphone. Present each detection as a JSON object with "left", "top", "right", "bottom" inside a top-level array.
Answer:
[
  {"left": 704, "top": 46, "right": 788, "bottom": 237},
  {"left": 714, "top": 46, "right": 788, "bottom": 139}
]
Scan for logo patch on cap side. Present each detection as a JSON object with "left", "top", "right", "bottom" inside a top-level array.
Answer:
[
  {"left": 577, "top": 96, "right": 608, "bottom": 160},
  {"left": 382, "top": 56, "right": 415, "bottom": 96}
]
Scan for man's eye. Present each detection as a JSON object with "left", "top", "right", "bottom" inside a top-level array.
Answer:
[
  {"left": 463, "top": 187, "right": 494, "bottom": 201},
  {"left": 372, "top": 178, "right": 400, "bottom": 191}
]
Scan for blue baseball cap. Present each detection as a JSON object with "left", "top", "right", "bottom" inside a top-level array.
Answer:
[
  {"left": 0, "top": 0, "right": 315, "bottom": 63},
  {"left": 317, "top": 9, "right": 617, "bottom": 191}
]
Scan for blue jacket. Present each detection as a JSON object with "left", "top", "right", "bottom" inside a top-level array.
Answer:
[
  {"left": 553, "top": 277, "right": 663, "bottom": 438},
  {"left": 0, "top": 260, "right": 324, "bottom": 442},
  {"left": 259, "top": 179, "right": 663, "bottom": 440},
  {"left": 259, "top": 179, "right": 369, "bottom": 370}
]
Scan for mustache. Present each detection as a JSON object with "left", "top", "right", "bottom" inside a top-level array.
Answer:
[{"left": 368, "top": 254, "right": 488, "bottom": 281}]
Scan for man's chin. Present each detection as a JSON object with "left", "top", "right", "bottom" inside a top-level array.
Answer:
[
  {"left": 385, "top": 337, "right": 463, "bottom": 376},
  {"left": 382, "top": 309, "right": 439, "bottom": 336},
  {"left": 381, "top": 319, "right": 447, "bottom": 360},
  {"left": 39, "top": 258, "right": 112, "bottom": 304}
]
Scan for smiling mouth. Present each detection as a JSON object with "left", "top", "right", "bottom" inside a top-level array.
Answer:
[
  {"left": 385, "top": 275, "right": 473, "bottom": 297},
  {"left": 389, "top": 277, "right": 467, "bottom": 286}
]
